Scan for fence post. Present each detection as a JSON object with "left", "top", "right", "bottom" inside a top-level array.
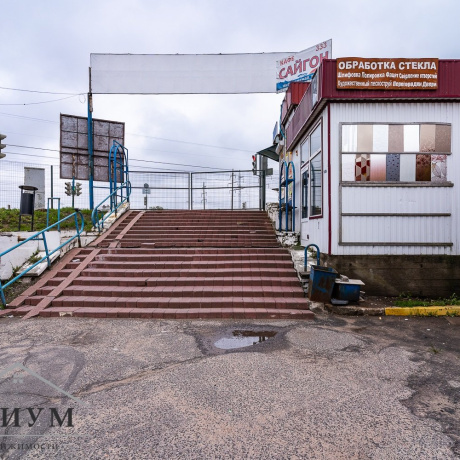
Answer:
[
  {"left": 231, "top": 170, "right": 234, "bottom": 211},
  {"left": 188, "top": 172, "right": 192, "bottom": 210}
]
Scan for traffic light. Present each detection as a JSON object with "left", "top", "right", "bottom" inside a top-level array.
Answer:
[
  {"left": 75, "top": 182, "right": 82, "bottom": 196},
  {"left": 65, "top": 182, "right": 72, "bottom": 196},
  {"left": 0, "top": 134, "right": 6, "bottom": 159},
  {"left": 252, "top": 155, "right": 257, "bottom": 175}
]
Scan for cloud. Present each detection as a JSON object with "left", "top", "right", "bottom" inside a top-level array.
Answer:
[{"left": 1, "top": 0, "right": 459, "bottom": 174}]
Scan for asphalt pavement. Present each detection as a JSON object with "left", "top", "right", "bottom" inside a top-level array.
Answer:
[{"left": 0, "top": 313, "right": 458, "bottom": 459}]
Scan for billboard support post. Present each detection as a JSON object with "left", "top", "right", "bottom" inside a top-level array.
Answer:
[{"left": 87, "top": 92, "right": 94, "bottom": 210}]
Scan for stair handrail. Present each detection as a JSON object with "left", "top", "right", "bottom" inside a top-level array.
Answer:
[
  {"left": 92, "top": 180, "right": 132, "bottom": 233},
  {"left": 0, "top": 210, "right": 85, "bottom": 307},
  {"left": 304, "top": 244, "right": 321, "bottom": 272}
]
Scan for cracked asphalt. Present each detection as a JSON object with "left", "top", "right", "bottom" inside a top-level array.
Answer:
[{"left": 0, "top": 313, "right": 459, "bottom": 459}]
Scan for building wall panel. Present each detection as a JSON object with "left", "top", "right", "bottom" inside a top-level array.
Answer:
[{"left": 329, "top": 101, "right": 460, "bottom": 256}]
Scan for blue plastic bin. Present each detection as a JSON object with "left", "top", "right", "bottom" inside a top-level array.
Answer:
[{"left": 308, "top": 265, "right": 339, "bottom": 303}]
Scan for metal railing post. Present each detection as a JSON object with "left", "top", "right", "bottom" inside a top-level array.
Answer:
[
  {"left": 75, "top": 212, "right": 82, "bottom": 247},
  {"left": 42, "top": 232, "right": 51, "bottom": 268}
]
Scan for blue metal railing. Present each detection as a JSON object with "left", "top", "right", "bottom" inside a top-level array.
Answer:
[
  {"left": 91, "top": 140, "right": 131, "bottom": 233},
  {"left": 287, "top": 160, "right": 296, "bottom": 232},
  {"left": 278, "top": 160, "right": 296, "bottom": 232},
  {"left": 46, "top": 197, "right": 61, "bottom": 232},
  {"left": 91, "top": 181, "right": 131, "bottom": 233},
  {"left": 304, "top": 244, "right": 320, "bottom": 272},
  {"left": 0, "top": 211, "right": 85, "bottom": 307},
  {"left": 278, "top": 161, "right": 288, "bottom": 231}
]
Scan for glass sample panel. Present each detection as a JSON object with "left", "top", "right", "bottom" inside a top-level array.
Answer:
[
  {"left": 302, "top": 170, "right": 308, "bottom": 218},
  {"left": 310, "top": 125, "right": 321, "bottom": 154},
  {"left": 420, "top": 124, "right": 435, "bottom": 152},
  {"left": 372, "top": 125, "right": 389, "bottom": 152},
  {"left": 355, "top": 154, "right": 370, "bottom": 181},
  {"left": 310, "top": 153, "right": 322, "bottom": 215},
  {"left": 400, "top": 154, "right": 416, "bottom": 181},
  {"left": 388, "top": 125, "right": 404, "bottom": 152},
  {"left": 342, "top": 125, "right": 357, "bottom": 152},
  {"left": 404, "top": 125, "right": 420, "bottom": 152},
  {"left": 357, "top": 125, "right": 373, "bottom": 152},
  {"left": 301, "top": 138, "right": 310, "bottom": 164},
  {"left": 386, "top": 154, "right": 400, "bottom": 181},
  {"left": 416, "top": 154, "right": 431, "bottom": 181},
  {"left": 431, "top": 155, "right": 447, "bottom": 182},
  {"left": 342, "top": 154, "right": 355, "bottom": 181},
  {"left": 370, "top": 154, "right": 386, "bottom": 181},
  {"left": 435, "top": 125, "right": 451, "bottom": 152}
]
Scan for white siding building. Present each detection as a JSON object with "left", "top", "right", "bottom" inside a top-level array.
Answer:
[{"left": 277, "top": 59, "right": 460, "bottom": 296}]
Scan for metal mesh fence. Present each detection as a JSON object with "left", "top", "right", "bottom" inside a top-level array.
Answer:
[
  {"left": 0, "top": 160, "right": 280, "bottom": 211},
  {"left": 0, "top": 160, "right": 110, "bottom": 210},
  {"left": 129, "top": 170, "right": 263, "bottom": 210}
]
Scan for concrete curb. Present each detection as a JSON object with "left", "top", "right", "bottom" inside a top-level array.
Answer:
[
  {"left": 323, "top": 303, "right": 460, "bottom": 317},
  {"left": 385, "top": 306, "right": 460, "bottom": 316},
  {"left": 325, "top": 303, "right": 384, "bottom": 316}
]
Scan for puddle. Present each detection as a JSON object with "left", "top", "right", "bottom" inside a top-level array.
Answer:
[{"left": 214, "top": 330, "right": 277, "bottom": 350}]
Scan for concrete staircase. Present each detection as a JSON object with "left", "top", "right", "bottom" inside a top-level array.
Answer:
[{"left": 2, "top": 210, "right": 313, "bottom": 320}]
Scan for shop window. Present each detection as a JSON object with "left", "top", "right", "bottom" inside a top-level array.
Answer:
[
  {"left": 301, "top": 122, "right": 323, "bottom": 218},
  {"left": 341, "top": 123, "right": 451, "bottom": 183},
  {"left": 302, "top": 170, "right": 308, "bottom": 218},
  {"left": 310, "top": 153, "right": 322, "bottom": 215}
]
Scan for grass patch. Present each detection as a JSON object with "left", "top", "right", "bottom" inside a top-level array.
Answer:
[
  {"left": 394, "top": 293, "right": 460, "bottom": 307},
  {"left": 0, "top": 208, "right": 94, "bottom": 233}
]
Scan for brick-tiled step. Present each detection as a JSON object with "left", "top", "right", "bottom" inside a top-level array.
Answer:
[
  {"left": 121, "top": 241, "right": 280, "bottom": 248},
  {"left": 70, "top": 276, "right": 302, "bottom": 287},
  {"left": 94, "top": 253, "right": 291, "bottom": 262},
  {"left": 84, "top": 261, "right": 294, "bottom": 270},
  {"left": 39, "top": 307, "right": 314, "bottom": 319},
  {"left": 9, "top": 210, "right": 313, "bottom": 320},
  {"left": 99, "top": 248, "right": 288, "bottom": 255},
  {"left": 58, "top": 286, "right": 305, "bottom": 298},
  {"left": 50, "top": 296, "right": 308, "bottom": 309},
  {"left": 75, "top": 268, "right": 296, "bottom": 278}
]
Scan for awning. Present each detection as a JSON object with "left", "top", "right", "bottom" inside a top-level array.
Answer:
[{"left": 256, "top": 145, "right": 279, "bottom": 162}]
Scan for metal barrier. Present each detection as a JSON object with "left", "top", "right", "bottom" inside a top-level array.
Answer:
[
  {"left": 0, "top": 211, "right": 85, "bottom": 307},
  {"left": 91, "top": 181, "right": 131, "bottom": 232},
  {"left": 128, "top": 169, "right": 277, "bottom": 210}
]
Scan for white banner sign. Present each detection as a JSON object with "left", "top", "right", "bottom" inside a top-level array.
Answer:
[
  {"left": 276, "top": 39, "right": 332, "bottom": 92},
  {"left": 90, "top": 53, "right": 294, "bottom": 94}
]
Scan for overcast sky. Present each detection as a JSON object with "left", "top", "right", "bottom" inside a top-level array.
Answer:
[{"left": 1, "top": 0, "right": 459, "bottom": 174}]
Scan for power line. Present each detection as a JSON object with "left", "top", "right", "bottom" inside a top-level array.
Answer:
[
  {"left": 0, "top": 112, "right": 257, "bottom": 153},
  {"left": 0, "top": 151, "right": 229, "bottom": 172},
  {"left": 4, "top": 144, "right": 231, "bottom": 170},
  {"left": 0, "top": 95, "right": 81, "bottom": 106},
  {"left": 130, "top": 132, "right": 255, "bottom": 153},
  {"left": 0, "top": 86, "right": 84, "bottom": 96},
  {"left": 0, "top": 112, "right": 57, "bottom": 123},
  {"left": 8, "top": 144, "right": 59, "bottom": 152}
]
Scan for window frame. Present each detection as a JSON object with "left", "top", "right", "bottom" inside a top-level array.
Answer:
[{"left": 301, "top": 119, "right": 323, "bottom": 220}]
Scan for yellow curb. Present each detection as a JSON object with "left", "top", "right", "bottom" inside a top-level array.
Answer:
[{"left": 385, "top": 306, "right": 460, "bottom": 316}]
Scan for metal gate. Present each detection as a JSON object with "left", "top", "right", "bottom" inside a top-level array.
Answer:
[{"left": 129, "top": 170, "right": 264, "bottom": 210}]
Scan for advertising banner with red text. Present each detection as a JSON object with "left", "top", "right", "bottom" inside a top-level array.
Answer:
[
  {"left": 276, "top": 39, "right": 332, "bottom": 93},
  {"left": 336, "top": 58, "right": 438, "bottom": 90}
]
